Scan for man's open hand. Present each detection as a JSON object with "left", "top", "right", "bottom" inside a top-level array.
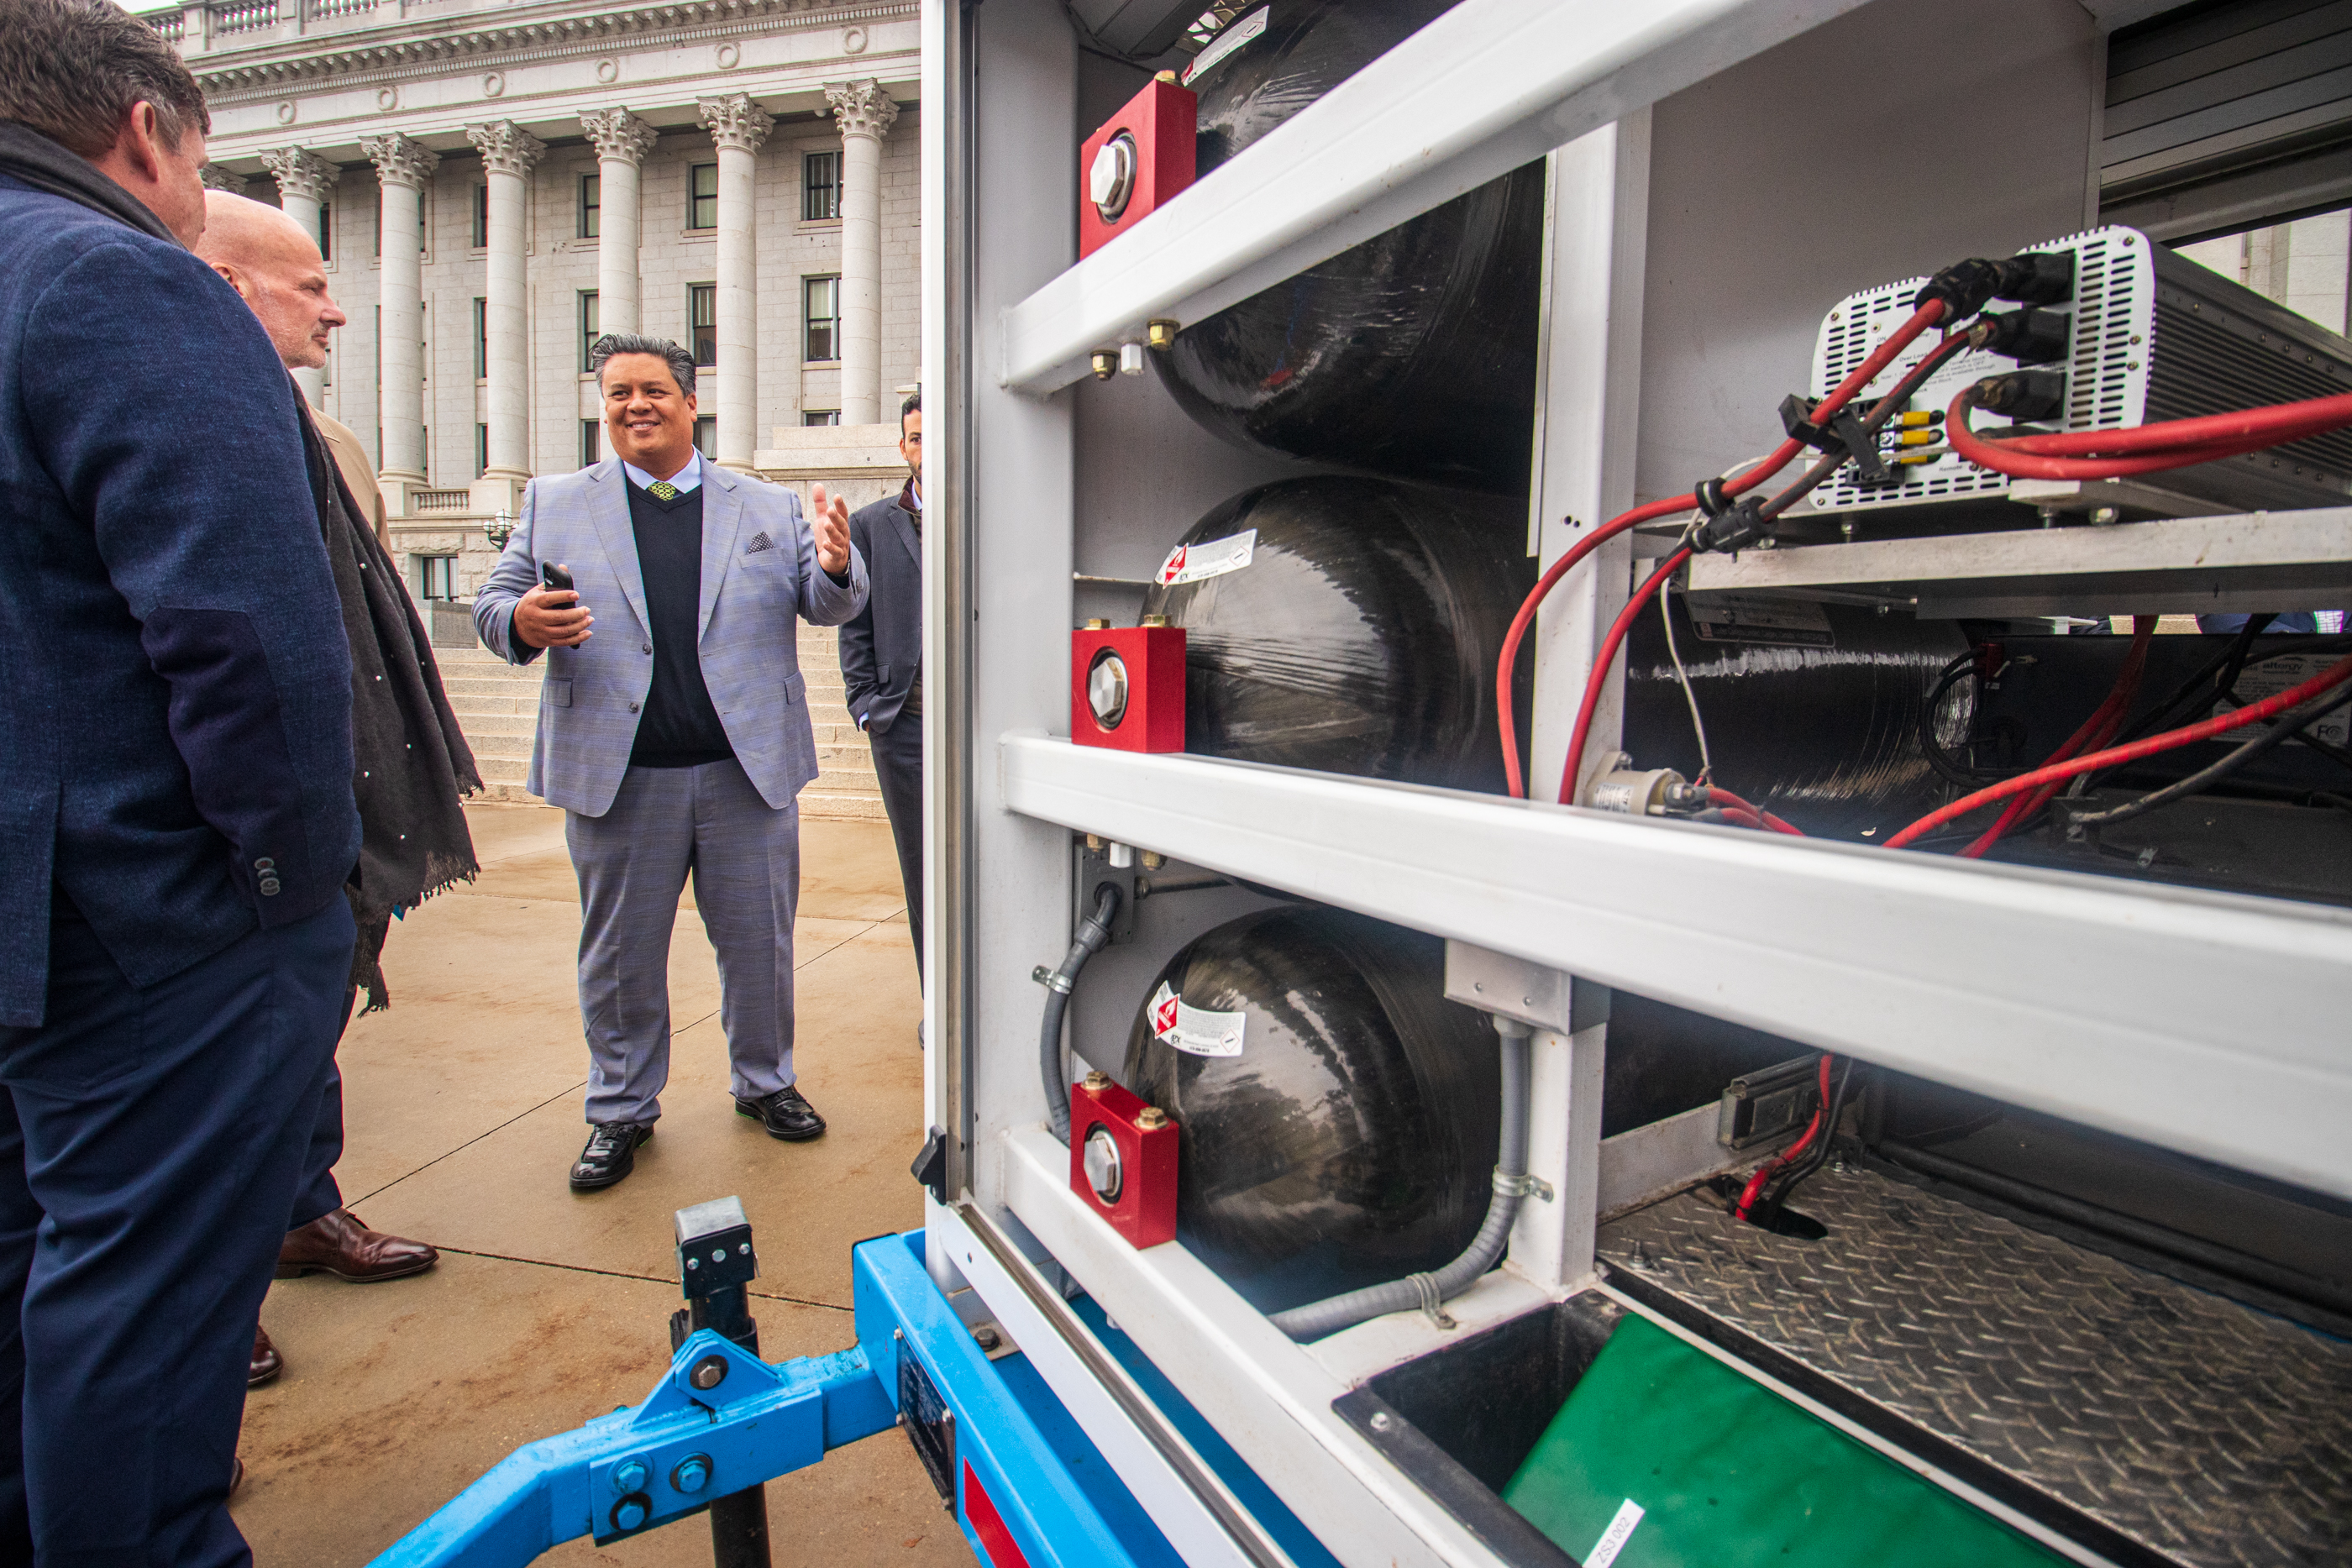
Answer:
[
  {"left": 514, "top": 575, "right": 593, "bottom": 649},
  {"left": 810, "top": 483, "right": 853, "bottom": 576}
]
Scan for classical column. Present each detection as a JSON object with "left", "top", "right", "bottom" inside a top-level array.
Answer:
[
  {"left": 826, "top": 80, "right": 898, "bottom": 427},
  {"left": 198, "top": 163, "right": 246, "bottom": 194},
  {"left": 260, "top": 146, "right": 339, "bottom": 410},
  {"left": 697, "top": 93, "right": 773, "bottom": 473},
  {"left": 360, "top": 133, "right": 438, "bottom": 513},
  {"left": 580, "top": 108, "right": 656, "bottom": 338},
  {"left": 466, "top": 120, "right": 545, "bottom": 511}
]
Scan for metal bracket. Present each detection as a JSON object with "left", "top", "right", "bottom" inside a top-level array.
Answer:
[
  {"left": 1444, "top": 941, "right": 1609, "bottom": 1036},
  {"left": 1074, "top": 837, "right": 1140, "bottom": 945}
]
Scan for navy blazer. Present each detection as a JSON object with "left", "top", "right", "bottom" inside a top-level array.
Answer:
[
  {"left": 0, "top": 174, "right": 360, "bottom": 1027},
  {"left": 838, "top": 489, "right": 921, "bottom": 735}
]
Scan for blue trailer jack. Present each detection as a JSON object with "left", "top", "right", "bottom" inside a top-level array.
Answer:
[{"left": 370, "top": 1206, "right": 1186, "bottom": 1568}]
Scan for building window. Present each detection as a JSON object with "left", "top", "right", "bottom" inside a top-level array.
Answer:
[
  {"left": 688, "top": 162, "right": 717, "bottom": 230},
  {"left": 472, "top": 297, "right": 487, "bottom": 380},
  {"left": 579, "top": 172, "right": 601, "bottom": 239},
  {"left": 415, "top": 554, "right": 458, "bottom": 600},
  {"left": 804, "top": 275, "right": 839, "bottom": 362},
  {"left": 803, "top": 151, "right": 841, "bottom": 221},
  {"left": 579, "top": 291, "right": 600, "bottom": 374},
  {"left": 690, "top": 284, "right": 717, "bottom": 366},
  {"left": 471, "top": 183, "right": 488, "bottom": 248},
  {"left": 317, "top": 202, "right": 331, "bottom": 262},
  {"left": 803, "top": 410, "right": 841, "bottom": 427},
  {"left": 694, "top": 416, "right": 716, "bottom": 459},
  {"left": 475, "top": 422, "right": 488, "bottom": 478},
  {"left": 581, "top": 419, "right": 603, "bottom": 468}
]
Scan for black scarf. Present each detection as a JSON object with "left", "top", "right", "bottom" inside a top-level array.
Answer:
[
  {"left": 296, "top": 398, "right": 481, "bottom": 1009},
  {"left": 0, "top": 122, "right": 177, "bottom": 244}
]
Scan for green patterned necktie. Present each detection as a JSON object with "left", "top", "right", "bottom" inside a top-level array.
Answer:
[{"left": 648, "top": 480, "right": 680, "bottom": 501}]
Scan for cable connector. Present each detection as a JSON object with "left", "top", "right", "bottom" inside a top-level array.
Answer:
[
  {"left": 1914, "top": 249, "right": 2075, "bottom": 318},
  {"left": 1779, "top": 394, "right": 1893, "bottom": 484},
  {"left": 1693, "top": 496, "right": 1772, "bottom": 553},
  {"left": 1972, "top": 370, "right": 2067, "bottom": 422},
  {"left": 1969, "top": 308, "right": 2071, "bottom": 366}
]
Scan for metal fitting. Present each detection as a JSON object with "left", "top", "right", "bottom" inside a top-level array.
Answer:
[
  {"left": 1147, "top": 318, "right": 1179, "bottom": 350},
  {"left": 1089, "top": 349, "right": 1118, "bottom": 380}
]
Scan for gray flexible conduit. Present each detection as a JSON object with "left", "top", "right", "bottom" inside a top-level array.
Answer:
[
  {"left": 1270, "top": 1015, "right": 1533, "bottom": 1342},
  {"left": 1043, "top": 884, "right": 1123, "bottom": 1143}
]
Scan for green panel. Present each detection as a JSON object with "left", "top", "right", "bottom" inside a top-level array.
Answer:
[{"left": 1502, "top": 1315, "right": 2064, "bottom": 1568}]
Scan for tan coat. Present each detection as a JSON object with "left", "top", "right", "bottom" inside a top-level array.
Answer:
[{"left": 313, "top": 406, "right": 389, "bottom": 548}]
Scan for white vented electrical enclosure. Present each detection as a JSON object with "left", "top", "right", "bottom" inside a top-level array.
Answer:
[{"left": 912, "top": 0, "right": 2352, "bottom": 1563}]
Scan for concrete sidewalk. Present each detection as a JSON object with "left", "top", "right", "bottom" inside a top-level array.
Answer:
[{"left": 232, "top": 804, "right": 974, "bottom": 1568}]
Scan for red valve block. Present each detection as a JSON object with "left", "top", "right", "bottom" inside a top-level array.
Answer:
[
  {"left": 1071, "top": 621, "right": 1185, "bottom": 753},
  {"left": 1069, "top": 1075, "right": 1178, "bottom": 1249},
  {"left": 1078, "top": 76, "right": 1196, "bottom": 260}
]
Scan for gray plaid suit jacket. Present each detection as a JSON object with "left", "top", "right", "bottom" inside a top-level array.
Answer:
[{"left": 472, "top": 459, "right": 869, "bottom": 817}]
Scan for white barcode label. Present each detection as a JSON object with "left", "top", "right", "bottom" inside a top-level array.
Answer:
[
  {"left": 1585, "top": 1499, "right": 1646, "bottom": 1568},
  {"left": 1148, "top": 982, "right": 1246, "bottom": 1057}
]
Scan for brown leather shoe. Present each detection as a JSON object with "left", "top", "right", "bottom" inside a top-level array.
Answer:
[
  {"left": 277, "top": 1209, "right": 438, "bottom": 1282},
  {"left": 249, "top": 1325, "right": 282, "bottom": 1387}
]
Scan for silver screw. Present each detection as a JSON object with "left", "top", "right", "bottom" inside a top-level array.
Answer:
[{"left": 1369, "top": 1412, "right": 1394, "bottom": 1434}]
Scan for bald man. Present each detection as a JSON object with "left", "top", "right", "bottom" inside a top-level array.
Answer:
[{"left": 197, "top": 191, "right": 480, "bottom": 1386}]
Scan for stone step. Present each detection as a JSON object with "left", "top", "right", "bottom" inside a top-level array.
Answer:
[
  {"left": 800, "top": 790, "right": 888, "bottom": 821},
  {"left": 449, "top": 712, "right": 536, "bottom": 737},
  {"left": 441, "top": 678, "right": 549, "bottom": 701},
  {"left": 443, "top": 693, "right": 543, "bottom": 717},
  {"left": 476, "top": 754, "right": 532, "bottom": 784}
]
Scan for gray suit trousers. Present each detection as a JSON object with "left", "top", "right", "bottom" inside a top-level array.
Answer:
[{"left": 569, "top": 758, "right": 799, "bottom": 1125}]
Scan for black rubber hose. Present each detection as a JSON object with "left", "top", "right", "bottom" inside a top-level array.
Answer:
[{"left": 1043, "top": 884, "right": 1122, "bottom": 1143}]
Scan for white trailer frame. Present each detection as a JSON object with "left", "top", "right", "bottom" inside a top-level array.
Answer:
[{"left": 915, "top": 1, "right": 2352, "bottom": 1561}]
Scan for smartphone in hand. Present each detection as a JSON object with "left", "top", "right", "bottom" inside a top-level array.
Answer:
[{"left": 540, "top": 561, "right": 575, "bottom": 594}]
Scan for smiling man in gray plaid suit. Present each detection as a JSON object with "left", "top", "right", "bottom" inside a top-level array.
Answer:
[{"left": 474, "top": 333, "right": 867, "bottom": 1190}]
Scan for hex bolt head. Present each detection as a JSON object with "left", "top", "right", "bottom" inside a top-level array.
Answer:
[
  {"left": 671, "top": 1455, "right": 713, "bottom": 1494},
  {"left": 613, "top": 1459, "right": 649, "bottom": 1494},
  {"left": 1136, "top": 1107, "right": 1169, "bottom": 1130},
  {"left": 1369, "top": 1412, "right": 1394, "bottom": 1433},
  {"left": 689, "top": 1355, "right": 729, "bottom": 1391},
  {"left": 612, "top": 1497, "right": 650, "bottom": 1533},
  {"left": 974, "top": 1324, "right": 1001, "bottom": 1350}
]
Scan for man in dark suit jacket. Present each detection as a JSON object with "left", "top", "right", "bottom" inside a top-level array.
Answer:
[
  {"left": 0, "top": 1, "right": 360, "bottom": 1560},
  {"left": 840, "top": 393, "right": 926, "bottom": 980}
]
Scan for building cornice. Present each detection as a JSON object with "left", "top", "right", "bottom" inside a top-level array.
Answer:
[{"left": 192, "top": 0, "right": 918, "bottom": 105}]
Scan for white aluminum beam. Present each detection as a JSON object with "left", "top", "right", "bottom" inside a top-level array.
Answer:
[
  {"left": 1688, "top": 507, "right": 2352, "bottom": 617},
  {"left": 999, "top": 733, "right": 2352, "bottom": 1201},
  {"left": 997, "top": 0, "right": 1867, "bottom": 395}
]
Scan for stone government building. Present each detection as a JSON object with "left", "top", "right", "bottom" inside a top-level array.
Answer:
[{"left": 161, "top": 0, "right": 920, "bottom": 811}]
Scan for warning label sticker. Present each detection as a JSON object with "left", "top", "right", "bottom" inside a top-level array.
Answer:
[
  {"left": 1148, "top": 982, "right": 1246, "bottom": 1057},
  {"left": 1156, "top": 529, "right": 1256, "bottom": 587},
  {"left": 2228, "top": 655, "right": 2352, "bottom": 750},
  {"left": 1686, "top": 593, "right": 1835, "bottom": 648},
  {"left": 1182, "top": 7, "right": 1268, "bottom": 87}
]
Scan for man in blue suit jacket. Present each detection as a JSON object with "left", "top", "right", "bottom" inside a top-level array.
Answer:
[
  {"left": 475, "top": 334, "right": 866, "bottom": 1190},
  {"left": 0, "top": 1, "right": 360, "bottom": 1559}
]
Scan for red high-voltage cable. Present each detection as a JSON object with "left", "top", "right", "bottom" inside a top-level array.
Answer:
[
  {"left": 1497, "top": 299, "right": 1953, "bottom": 798},
  {"left": 1971, "top": 386, "right": 2352, "bottom": 458},
  {"left": 1956, "top": 616, "right": 2155, "bottom": 858},
  {"left": 1701, "top": 785, "right": 1803, "bottom": 836},
  {"left": 1558, "top": 550, "right": 1690, "bottom": 804},
  {"left": 1884, "top": 653, "right": 2352, "bottom": 849},
  {"left": 1735, "top": 1053, "right": 1835, "bottom": 1219},
  {"left": 1945, "top": 388, "right": 2334, "bottom": 481}
]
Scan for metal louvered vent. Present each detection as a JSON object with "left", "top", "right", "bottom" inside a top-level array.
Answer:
[{"left": 1810, "top": 228, "right": 2153, "bottom": 514}]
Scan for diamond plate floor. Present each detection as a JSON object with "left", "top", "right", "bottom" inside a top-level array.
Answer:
[{"left": 1597, "top": 1166, "right": 2352, "bottom": 1568}]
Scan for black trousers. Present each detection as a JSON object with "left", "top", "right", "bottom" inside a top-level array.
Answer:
[
  {"left": 869, "top": 715, "right": 924, "bottom": 982},
  {"left": 0, "top": 894, "right": 351, "bottom": 1565}
]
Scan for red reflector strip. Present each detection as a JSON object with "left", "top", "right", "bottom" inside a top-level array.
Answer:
[{"left": 963, "top": 1460, "right": 1032, "bottom": 1568}]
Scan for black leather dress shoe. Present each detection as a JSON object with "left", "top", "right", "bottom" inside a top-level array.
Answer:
[
  {"left": 570, "top": 1122, "right": 653, "bottom": 1190},
  {"left": 735, "top": 1085, "right": 826, "bottom": 1141}
]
